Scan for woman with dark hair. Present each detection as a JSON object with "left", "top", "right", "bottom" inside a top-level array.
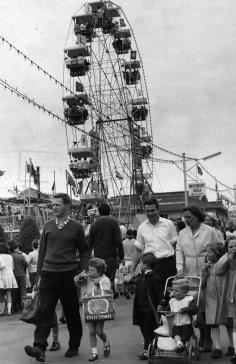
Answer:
[
  {"left": 176, "top": 205, "right": 219, "bottom": 352},
  {"left": 0, "top": 243, "right": 17, "bottom": 315},
  {"left": 176, "top": 205, "right": 218, "bottom": 277}
]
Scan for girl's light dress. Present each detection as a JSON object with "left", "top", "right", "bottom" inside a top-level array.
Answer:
[{"left": 0, "top": 254, "right": 18, "bottom": 289}]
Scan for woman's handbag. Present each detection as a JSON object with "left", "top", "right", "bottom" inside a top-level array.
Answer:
[
  {"left": 20, "top": 288, "right": 41, "bottom": 325},
  {"left": 82, "top": 283, "right": 115, "bottom": 323}
]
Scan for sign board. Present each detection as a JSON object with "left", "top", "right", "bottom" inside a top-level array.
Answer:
[
  {"left": 228, "top": 206, "right": 236, "bottom": 218},
  {"left": 188, "top": 182, "right": 206, "bottom": 197}
]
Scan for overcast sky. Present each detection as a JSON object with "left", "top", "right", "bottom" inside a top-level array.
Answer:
[{"left": 0, "top": 0, "right": 236, "bottom": 201}]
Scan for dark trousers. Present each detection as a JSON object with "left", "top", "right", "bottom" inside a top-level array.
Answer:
[
  {"left": 29, "top": 272, "right": 37, "bottom": 288},
  {"left": 34, "top": 270, "right": 82, "bottom": 351},
  {"left": 172, "top": 324, "right": 193, "bottom": 344},
  {"left": 12, "top": 275, "right": 26, "bottom": 310},
  {"left": 154, "top": 256, "right": 176, "bottom": 288},
  {"left": 104, "top": 257, "right": 118, "bottom": 294},
  {"left": 138, "top": 309, "right": 156, "bottom": 350}
]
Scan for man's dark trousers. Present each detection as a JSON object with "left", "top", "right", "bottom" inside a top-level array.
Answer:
[
  {"left": 34, "top": 270, "right": 82, "bottom": 351},
  {"left": 154, "top": 256, "right": 176, "bottom": 289}
]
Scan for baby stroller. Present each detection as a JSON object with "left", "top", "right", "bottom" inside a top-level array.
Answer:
[{"left": 148, "top": 276, "right": 201, "bottom": 364}]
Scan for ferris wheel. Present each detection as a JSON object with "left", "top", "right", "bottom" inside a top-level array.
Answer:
[{"left": 63, "top": 0, "right": 153, "bottom": 219}]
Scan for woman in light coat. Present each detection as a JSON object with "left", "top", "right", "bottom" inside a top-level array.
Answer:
[{"left": 176, "top": 205, "right": 219, "bottom": 352}]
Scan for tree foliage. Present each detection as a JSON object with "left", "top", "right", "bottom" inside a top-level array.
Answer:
[{"left": 19, "top": 217, "right": 40, "bottom": 253}]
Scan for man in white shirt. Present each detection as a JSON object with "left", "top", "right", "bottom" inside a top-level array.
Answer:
[{"left": 131, "top": 198, "right": 177, "bottom": 286}]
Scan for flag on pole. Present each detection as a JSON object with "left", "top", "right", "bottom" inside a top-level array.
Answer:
[
  {"left": 197, "top": 165, "right": 203, "bottom": 176},
  {"left": 0, "top": 170, "right": 5, "bottom": 177},
  {"left": 66, "top": 170, "right": 76, "bottom": 187},
  {"left": 26, "top": 162, "right": 30, "bottom": 173},
  {"left": 52, "top": 181, "right": 55, "bottom": 193},
  {"left": 52, "top": 171, "right": 56, "bottom": 194},
  {"left": 26, "top": 159, "right": 40, "bottom": 187}
]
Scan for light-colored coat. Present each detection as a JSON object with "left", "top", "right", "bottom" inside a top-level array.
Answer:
[
  {"left": 176, "top": 223, "right": 219, "bottom": 276},
  {"left": 204, "top": 264, "right": 224, "bottom": 324},
  {"left": 215, "top": 254, "right": 236, "bottom": 323}
]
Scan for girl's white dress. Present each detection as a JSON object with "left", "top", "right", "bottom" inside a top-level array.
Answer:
[{"left": 0, "top": 254, "right": 18, "bottom": 289}]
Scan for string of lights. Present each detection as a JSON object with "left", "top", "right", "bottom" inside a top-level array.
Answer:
[
  {"left": 1, "top": 74, "right": 234, "bottom": 199},
  {"left": 2, "top": 34, "right": 234, "bottom": 195},
  {"left": 0, "top": 77, "right": 184, "bottom": 167},
  {"left": 0, "top": 33, "right": 198, "bottom": 161},
  {"left": 0, "top": 35, "right": 72, "bottom": 93},
  {"left": 198, "top": 162, "right": 235, "bottom": 191},
  {"left": 174, "top": 161, "right": 235, "bottom": 202}
]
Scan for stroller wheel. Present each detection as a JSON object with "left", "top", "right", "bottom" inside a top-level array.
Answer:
[
  {"left": 148, "top": 341, "right": 158, "bottom": 364},
  {"left": 187, "top": 340, "right": 199, "bottom": 363},
  {"left": 191, "top": 334, "right": 201, "bottom": 361}
]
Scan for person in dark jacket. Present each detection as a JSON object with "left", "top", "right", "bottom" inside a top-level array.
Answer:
[
  {"left": 10, "top": 242, "right": 28, "bottom": 312},
  {"left": 88, "top": 203, "right": 124, "bottom": 296},
  {"left": 133, "top": 252, "right": 162, "bottom": 360}
]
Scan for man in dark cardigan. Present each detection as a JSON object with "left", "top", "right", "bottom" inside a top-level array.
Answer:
[
  {"left": 24, "top": 193, "right": 90, "bottom": 362},
  {"left": 88, "top": 203, "right": 124, "bottom": 296}
]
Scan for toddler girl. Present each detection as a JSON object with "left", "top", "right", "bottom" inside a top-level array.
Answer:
[
  {"left": 215, "top": 238, "right": 236, "bottom": 363},
  {"left": 74, "top": 258, "right": 111, "bottom": 361},
  {"left": 202, "top": 242, "right": 230, "bottom": 359}
]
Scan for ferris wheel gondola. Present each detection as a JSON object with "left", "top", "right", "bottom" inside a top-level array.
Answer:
[{"left": 63, "top": 0, "right": 153, "bottom": 221}]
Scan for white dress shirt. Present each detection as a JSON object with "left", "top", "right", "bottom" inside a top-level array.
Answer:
[{"left": 135, "top": 217, "right": 177, "bottom": 259}]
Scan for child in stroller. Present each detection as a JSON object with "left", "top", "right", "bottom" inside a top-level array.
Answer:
[
  {"left": 149, "top": 276, "right": 200, "bottom": 362},
  {"left": 167, "top": 278, "right": 198, "bottom": 352}
]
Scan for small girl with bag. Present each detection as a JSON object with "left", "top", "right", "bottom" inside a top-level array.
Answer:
[{"left": 74, "top": 258, "right": 111, "bottom": 361}]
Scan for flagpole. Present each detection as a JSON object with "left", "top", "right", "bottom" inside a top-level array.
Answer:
[
  {"left": 54, "top": 170, "right": 56, "bottom": 194},
  {"left": 28, "top": 159, "right": 31, "bottom": 216},
  {"left": 24, "top": 162, "right": 27, "bottom": 210},
  {"left": 182, "top": 153, "right": 188, "bottom": 207},
  {"left": 65, "top": 170, "right": 68, "bottom": 195}
]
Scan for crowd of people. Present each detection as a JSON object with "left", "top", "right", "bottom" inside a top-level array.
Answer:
[
  {"left": 0, "top": 193, "right": 236, "bottom": 363},
  {"left": 0, "top": 239, "right": 39, "bottom": 315}
]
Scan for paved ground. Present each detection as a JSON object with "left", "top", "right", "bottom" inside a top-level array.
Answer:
[{"left": 0, "top": 297, "right": 234, "bottom": 364}]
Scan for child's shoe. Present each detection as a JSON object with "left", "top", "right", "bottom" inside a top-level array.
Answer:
[
  {"left": 137, "top": 350, "right": 148, "bottom": 360},
  {"left": 88, "top": 353, "right": 98, "bottom": 361},
  {"left": 226, "top": 347, "right": 235, "bottom": 356},
  {"left": 103, "top": 342, "right": 111, "bottom": 358},
  {"left": 49, "top": 342, "right": 60, "bottom": 351},
  {"left": 176, "top": 342, "right": 186, "bottom": 353},
  {"left": 211, "top": 349, "right": 222, "bottom": 359},
  {"left": 230, "top": 356, "right": 236, "bottom": 364}
]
